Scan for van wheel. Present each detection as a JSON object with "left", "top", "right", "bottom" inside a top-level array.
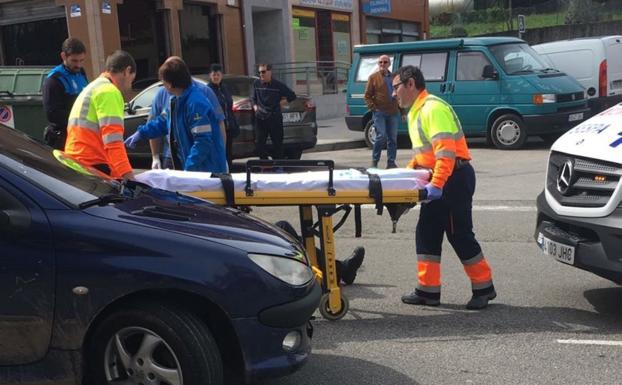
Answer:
[
  {"left": 490, "top": 114, "right": 527, "bottom": 150},
  {"left": 364, "top": 120, "right": 376, "bottom": 149},
  {"left": 86, "top": 302, "right": 223, "bottom": 385}
]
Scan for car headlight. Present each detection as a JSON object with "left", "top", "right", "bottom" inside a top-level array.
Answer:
[
  {"left": 533, "top": 94, "right": 556, "bottom": 104},
  {"left": 248, "top": 253, "right": 313, "bottom": 286}
]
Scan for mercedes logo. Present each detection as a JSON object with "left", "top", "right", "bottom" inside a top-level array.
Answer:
[{"left": 557, "top": 160, "right": 574, "bottom": 195}]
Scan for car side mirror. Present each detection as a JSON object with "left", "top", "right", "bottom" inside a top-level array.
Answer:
[
  {"left": 125, "top": 102, "right": 135, "bottom": 115},
  {"left": 482, "top": 65, "right": 498, "bottom": 80}
]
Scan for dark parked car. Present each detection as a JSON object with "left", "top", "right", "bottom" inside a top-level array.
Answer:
[
  {"left": 124, "top": 75, "right": 317, "bottom": 166},
  {"left": 0, "top": 123, "right": 320, "bottom": 385}
]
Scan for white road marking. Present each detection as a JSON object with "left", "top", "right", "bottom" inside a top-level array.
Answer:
[{"left": 557, "top": 339, "right": 622, "bottom": 346}]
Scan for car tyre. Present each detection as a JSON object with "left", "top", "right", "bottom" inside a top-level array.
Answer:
[
  {"left": 490, "top": 113, "right": 527, "bottom": 150},
  {"left": 86, "top": 302, "right": 223, "bottom": 385},
  {"left": 364, "top": 119, "right": 376, "bottom": 149}
]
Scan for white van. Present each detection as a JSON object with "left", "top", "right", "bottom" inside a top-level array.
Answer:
[
  {"left": 535, "top": 103, "right": 622, "bottom": 283},
  {"left": 533, "top": 36, "right": 622, "bottom": 114}
]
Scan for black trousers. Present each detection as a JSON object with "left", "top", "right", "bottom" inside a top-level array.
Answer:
[
  {"left": 226, "top": 128, "right": 234, "bottom": 169},
  {"left": 254, "top": 113, "right": 284, "bottom": 160}
]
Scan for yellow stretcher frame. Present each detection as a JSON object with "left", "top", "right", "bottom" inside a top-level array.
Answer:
[{"left": 188, "top": 160, "right": 425, "bottom": 321}]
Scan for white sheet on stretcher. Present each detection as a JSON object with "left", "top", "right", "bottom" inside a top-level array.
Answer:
[{"left": 135, "top": 168, "right": 431, "bottom": 193}]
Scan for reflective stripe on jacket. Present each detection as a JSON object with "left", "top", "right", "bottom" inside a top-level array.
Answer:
[
  {"left": 406, "top": 90, "right": 471, "bottom": 188},
  {"left": 64, "top": 76, "right": 132, "bottom": 178}
]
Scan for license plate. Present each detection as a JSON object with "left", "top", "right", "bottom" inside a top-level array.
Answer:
[
  {"left": 537, "top": 232, "right": 575, "bottom": 265},
  {"left": 283, "top": 112, "right": 301, "bottom": 123},
  {"left": 568, "top": 112, "right": 584, "bottom": 122}
]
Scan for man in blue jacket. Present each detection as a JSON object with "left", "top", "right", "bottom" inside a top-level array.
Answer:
[
  {"left": 124, "top": 57, "right": 227, "bottom": 173},
  {"left": 42, "top": 37, "right": 88, "bottom": 150}
]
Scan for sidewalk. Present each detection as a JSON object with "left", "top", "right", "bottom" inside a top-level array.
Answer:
[{"left": 307, "top": 116, "right": 366, "bottom": 153}]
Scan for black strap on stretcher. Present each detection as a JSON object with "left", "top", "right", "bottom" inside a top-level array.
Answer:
[
  {"left": 211, "top": 173, "right": 235, "bottom": 206},
  {"left": 357, "top": 168, "right": 384, "bottom": 215}
]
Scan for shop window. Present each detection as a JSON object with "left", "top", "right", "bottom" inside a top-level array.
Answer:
[
  {"left": 118, "top": 0, "right": 167, "bottom": 82},
  {"left": 1, "top": 18, "right": 67, "bottom": 65},
  {"left": 366, "top": 17, "right": 421, "bottom": 44},
  {"left": 179, "top": 4, "right": 219, "bottom": 74}
]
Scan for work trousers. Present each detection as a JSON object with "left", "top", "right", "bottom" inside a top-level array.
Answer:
[
  {"left": 255, "top": 113, "right": 284, "bottom": 160},
  {"left": 415, "top": 162, "right": 495, "bottom": 300}
]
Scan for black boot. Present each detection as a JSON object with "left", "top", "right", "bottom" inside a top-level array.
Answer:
[
  {"left": 339, "top": 247, "right": 365, "bottom": 285},
  {"left": 466, "top": 290, "right": 497, "bottom": 310},
  {"left": 401, "top": 291, "right": 440, "bottom": 306}
]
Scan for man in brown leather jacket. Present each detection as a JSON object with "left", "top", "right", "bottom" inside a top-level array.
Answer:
[{"left": 364, "top": 55, "right": 401, "bottom": 169}]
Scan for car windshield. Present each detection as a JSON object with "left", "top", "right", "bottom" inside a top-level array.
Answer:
[
  {"left": 490, "top": 43, "right": 550, "bottom": 75},
  {"left": 0, "top": 124, "right": 120, "bottom": 207}
]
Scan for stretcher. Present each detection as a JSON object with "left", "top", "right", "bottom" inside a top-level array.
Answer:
[{"left": 136, "top": 160, "right": 430, "bottom": 320}]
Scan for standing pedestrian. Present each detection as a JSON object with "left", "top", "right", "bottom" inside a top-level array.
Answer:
[
  {"left": 251, "top": 64, "right": 296, "bottom": 160},
  {"left": 64, "top": 50, "right": 135, "bottom": 180},
  {"left": 124, "top": 57, "right": 227, "bottom": 173},
  {"left": 42, "top": 37, "right": 88, "bottom": 150},
  {"left": 392, "top": 65, "right": 496, "bottom": 310},
  {"left": 208, "top": 63, "right": 239, "bottom": 170},
  {"left": 147, "top": 58, "right": 226, "bottom": 170},
  {"left": 364, "top": 54, "right": 400, "bottom": 169}
]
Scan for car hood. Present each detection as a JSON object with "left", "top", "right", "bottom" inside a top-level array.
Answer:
[
  {"left": 84, "top": 187, "right": 306, "bottom": 259},
  {"left": 523, "top": 71, "right": 584, "bottom": 94},
  {"left": 551, "top": 103, "right": 622, "bottom": 164}
]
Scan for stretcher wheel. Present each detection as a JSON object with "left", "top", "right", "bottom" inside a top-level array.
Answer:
[{"left": 318, "top": 293, "right": 349, "bottom": 321}]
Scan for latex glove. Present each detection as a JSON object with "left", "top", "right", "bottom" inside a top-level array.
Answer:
[
  {"left": 151, "top": 155, "right": 161, "bottom": 170},
  {"left": 124, "top": 131, "right": 143, "bottom": 149},
  {"left": 424, "top": 183, "right": 443, "bottom": 201}
]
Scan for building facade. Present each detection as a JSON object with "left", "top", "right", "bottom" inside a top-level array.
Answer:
[{"left": 0, "top": 0, "right": 428, "bottom": 84}]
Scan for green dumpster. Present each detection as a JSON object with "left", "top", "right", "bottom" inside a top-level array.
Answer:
[{"left": 0, "top": 66, "right": 52, "bottom": 140}]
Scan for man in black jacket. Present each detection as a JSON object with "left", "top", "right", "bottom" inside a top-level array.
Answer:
[
  {"left": 251, "top": 63, "right": 296, "bottom": 160},
  {"left": 42, "top": 37, "right": 88, "bottom": 150},
  {"left": 208, "top": 63, "right": 239, "bottom": 169}
]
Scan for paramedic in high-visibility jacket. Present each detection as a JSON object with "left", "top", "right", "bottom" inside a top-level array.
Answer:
[
  {"left": 392, "top": 65, "right": 496, "bottom": 310},
  {"left": 124, "top": 57, "right": 227, "bottom": 173},
  {"left": 64, "top": 50, "right": 136, "bottom": 180}
]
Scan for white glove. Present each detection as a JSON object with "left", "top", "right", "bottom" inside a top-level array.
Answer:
[{"left": 151, "top": 155, "right": 162, "bottom": 170}]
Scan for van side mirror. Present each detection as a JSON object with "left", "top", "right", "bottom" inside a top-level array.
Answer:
[{"left": 482, "top": 65, "right": 498, "bottom": 80}]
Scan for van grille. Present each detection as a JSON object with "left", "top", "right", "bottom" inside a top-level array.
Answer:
[
  {"left": 547, "top": 152, "right": 622, "bottom": 207},
  {"left": 557, "top": 92, "right": 585, "bottom": 103}
]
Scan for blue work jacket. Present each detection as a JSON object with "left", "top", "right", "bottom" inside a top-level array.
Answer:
[{"left": 138, "top": 83, "right": 227, "bottom": 173}]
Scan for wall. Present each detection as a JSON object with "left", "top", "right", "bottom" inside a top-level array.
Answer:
[
  {"left": 483, "top": 20, "right": 622, "bottom": 45},
  {"left": 360, "top": 0, "right": 429, "bottom": 42}
]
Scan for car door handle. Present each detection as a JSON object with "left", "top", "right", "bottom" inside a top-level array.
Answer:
[
  {"left": 440, "top": 83, "right": 447, "bottom": 93},
  {"left": 449, "top": 83, "right": 455, "bottom": 93}
]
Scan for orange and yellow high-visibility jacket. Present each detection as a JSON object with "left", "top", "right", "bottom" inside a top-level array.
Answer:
[
  {"left": 406, "top": 89, "right": 471, "bottom": 188},
  {"left": 64, "top": 76, "right": 132, "bottom": 178}
]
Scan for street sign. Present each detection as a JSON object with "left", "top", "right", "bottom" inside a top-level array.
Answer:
[{"left": 518, "top": 14, "right": 526, "bottom": 33}]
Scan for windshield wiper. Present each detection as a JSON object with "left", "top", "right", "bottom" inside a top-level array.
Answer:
[{"left": 78, "top": 193, "right": 128, "bottom": 209}]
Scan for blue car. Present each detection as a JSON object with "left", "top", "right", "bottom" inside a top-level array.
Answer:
[{"left": 0, "top": 124, "right": 320, "bottom": 385}]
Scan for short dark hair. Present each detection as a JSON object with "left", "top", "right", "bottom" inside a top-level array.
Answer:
[
  {"left": 210, "top": 63, "right": 223, "bottom": 73},
  {"left": 159, "top": 57, "right": 192, "bottom": 89},
  {"left": 62, "top": 37, "right": 86, "bottom": 56},
  {"left": 395, "top": 65, "right": 426, "bottom": 91},
  {"left": 257, "top": 63, "right": 272, "bottom": 71},
  {"left": 105, "top": 50, "right": 136, "bottom": 74}
]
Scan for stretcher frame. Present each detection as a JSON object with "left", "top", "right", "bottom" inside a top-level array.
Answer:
[{"left": 187, "top": 160, "right": 426, "bottom": 321}]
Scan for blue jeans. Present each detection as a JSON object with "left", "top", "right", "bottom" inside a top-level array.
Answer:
[{"left": 372, "top": 111, "right": 399, "bottom": 164}]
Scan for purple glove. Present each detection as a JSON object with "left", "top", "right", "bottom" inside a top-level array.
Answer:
[
  {"left": 124, "top": 130, "right": 143, "bottom": 149},
  {"left": 425, "top": 183, "right": 443, "bottom": 201}
]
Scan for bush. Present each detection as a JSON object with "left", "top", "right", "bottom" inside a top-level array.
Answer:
[{"left": 450, "top": 25, "right": 468, "bottom": 37}]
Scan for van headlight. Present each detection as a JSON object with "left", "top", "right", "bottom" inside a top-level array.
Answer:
[
  {"left": 533, "top": 94, "right": 556, "bottom": 104},
  {"left": 248, "top": 253, "right": 313, "bottom": 285}
]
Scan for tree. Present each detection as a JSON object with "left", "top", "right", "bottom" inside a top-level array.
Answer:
[{"left": 565, "top": 0, "right": 597, "bottom": 24}]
